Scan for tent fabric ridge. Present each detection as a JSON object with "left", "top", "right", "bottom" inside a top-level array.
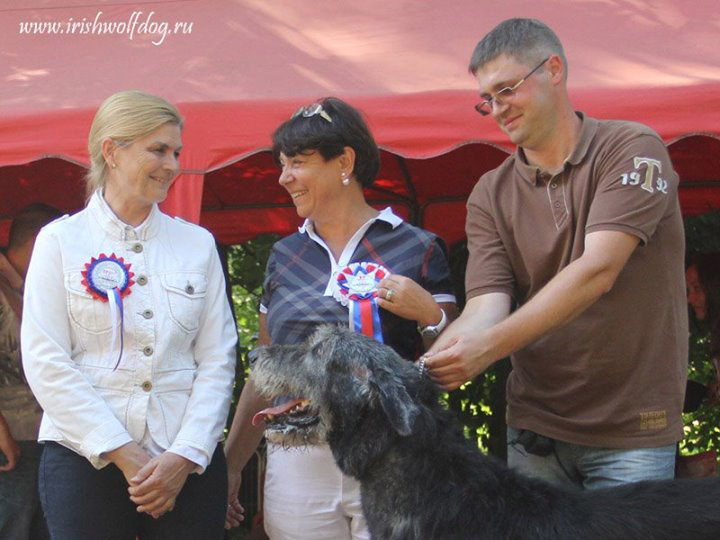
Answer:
[
  {"left": 205, "top": 149, "right": 274, "bottom": 174},
  {"left": 667, "top": 132, "right": 720, "bottom": 146},
  {"left": 11, "top": 155, "right": 88, "bottom": 168},
  {"left": 376, "top": 140, "right": 513, "bottom": 160}
]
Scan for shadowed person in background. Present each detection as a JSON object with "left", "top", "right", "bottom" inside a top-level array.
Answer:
[
  {"left": 0, "top": 203, "right": 61, "bottom": 540},
  {"left": 685, "top": 253, "right": 720, "bottom": 407}
]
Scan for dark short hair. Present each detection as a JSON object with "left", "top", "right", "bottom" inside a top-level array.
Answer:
[
  {"left": 272, "top": 97, "right": 380, "bottom": 188},
  {"left": 469, "top": 18, "right": 567, "bottom": 76},
  {"left": 9, "top": 203, "right": 63, "bottom": 249}
]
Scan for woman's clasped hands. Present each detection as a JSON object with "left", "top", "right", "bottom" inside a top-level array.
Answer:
[{"left": 106, "top": 442, "right": 195, "bottom": 519}]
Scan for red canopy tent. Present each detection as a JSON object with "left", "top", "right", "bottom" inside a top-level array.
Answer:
[{"left": 2, "top": 0, "right": 719, "bottom": 247}]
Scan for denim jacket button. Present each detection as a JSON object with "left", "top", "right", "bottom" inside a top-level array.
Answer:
[
  {"left": 143, "top": 346, "right": 154, "bottom": 356},
  {"left": 142, "top": 309, "right": 153, "bottom": 319},
  {"left": 132, "top": 243, "right": 143, "bottom": 253},
  {"left": 137, "top": 275, "right": 148, "bottom": 286},
  {"left": 141, "top": 381, "right": 152, "bottom": 392}
]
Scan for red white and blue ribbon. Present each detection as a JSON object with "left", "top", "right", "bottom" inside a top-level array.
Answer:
[
  {"left": 332, "top": 262, "right": 388, "bottom": 342},
  {"left": 81, "top": 253, "right": 134, "bottom": 370}
]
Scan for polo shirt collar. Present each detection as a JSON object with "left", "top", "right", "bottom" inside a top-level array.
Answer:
[
  {"left": 299, "top": 207, "right": 404, "bottom": 296},
  {"left": 298, "top": 206, "right": 403, "bottom": 236},
  {"left": 88, "top": 190, "right": 162, "bottom": 241},
  {"left": 514, "top": 112, "right": 598, "bottom": 185}
]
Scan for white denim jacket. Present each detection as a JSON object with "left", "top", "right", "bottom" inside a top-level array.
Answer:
[{"left": 21, "top": 192, "right": 237, "bottom": 470}]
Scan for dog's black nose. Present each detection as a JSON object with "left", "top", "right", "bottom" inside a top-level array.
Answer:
[{"left": 248, "top": 348, "right": 259, "bottom": 367}]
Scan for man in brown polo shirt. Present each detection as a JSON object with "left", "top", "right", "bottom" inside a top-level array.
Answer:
[{"left": 425, "top": 18, "right": 687, "bottom": 489}]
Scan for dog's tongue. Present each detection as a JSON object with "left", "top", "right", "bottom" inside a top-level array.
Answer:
[{"left": 252, "top": 399, "right": 305, "bottom": 426}]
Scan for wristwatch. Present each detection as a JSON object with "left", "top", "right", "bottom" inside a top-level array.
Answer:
[{"left": 418, "top": 309, "right": 447, "bottom": 339}]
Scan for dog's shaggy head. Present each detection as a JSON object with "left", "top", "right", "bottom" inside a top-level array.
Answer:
[{"left": 251, "top": 325, "right": 434, "bottom": 465}]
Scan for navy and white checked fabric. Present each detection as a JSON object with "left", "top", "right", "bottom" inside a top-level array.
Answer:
[{"left": 261, "top": 217, "right": 455, "bottom": 360}]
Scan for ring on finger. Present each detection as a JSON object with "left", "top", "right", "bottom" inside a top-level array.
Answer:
[
  {"left": 386, "top": 289, "right": 395, "bottom": 301},
  {"left": 417, "top": 356, "right": 427, "bottom": 375}
]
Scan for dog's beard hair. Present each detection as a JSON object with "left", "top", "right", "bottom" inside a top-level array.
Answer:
[
  {"left": 265, "top": 429, "right": 318, "bottom": 448},
  {"left": 253, "top": 344, "right": 329, "bottom": 447}
]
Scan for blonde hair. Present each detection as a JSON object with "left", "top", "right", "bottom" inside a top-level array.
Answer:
[{"left": 86, "top": 90, "right": 183, "bottom": 197}]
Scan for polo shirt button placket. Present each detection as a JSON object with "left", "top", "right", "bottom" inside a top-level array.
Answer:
[{"left": 548, "top": 176, "right": 568, "bottom": 227}]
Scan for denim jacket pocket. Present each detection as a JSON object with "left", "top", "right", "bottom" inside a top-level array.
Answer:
[
  {"left": 148, "top": 368, "right": 195, "bottom": 448},
  {"left": 160, "top": 272, "right": 208, "bottom": 333},
  {"left": 65, "top": 272, "right": 113, "bottom": 334}
]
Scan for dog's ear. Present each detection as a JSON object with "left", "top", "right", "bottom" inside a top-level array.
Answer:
[{"left": 369, "top": 368, "right": 419, "bottom": 436}]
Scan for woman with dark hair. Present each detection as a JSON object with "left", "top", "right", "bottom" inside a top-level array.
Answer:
[{"left": 224, "top": 97, "right": 457, "bottom": 539}]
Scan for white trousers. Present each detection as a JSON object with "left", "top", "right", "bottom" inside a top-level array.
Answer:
[{"left": 264, "top": 444, "right": 370, "bottom": 540}]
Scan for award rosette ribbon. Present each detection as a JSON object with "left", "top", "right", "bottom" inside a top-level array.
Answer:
[
  {"left": 332, "top": 262, "right": 387, "bottom": 342},
  {"left": 81, "top": 253, "right": 134, "bottom": 369}
]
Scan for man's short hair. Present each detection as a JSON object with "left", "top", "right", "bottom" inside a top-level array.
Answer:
[
  {"left": 469, "top": 18, "right": 567, "bottom": 76},
  {"left": 8, "top": 203, "right": 63, "bottom": 249}
]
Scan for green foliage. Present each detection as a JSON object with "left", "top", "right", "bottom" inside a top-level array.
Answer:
[
  {"left": 224, "top": 236, "right": 278, "bottom": 538},
  {"left": 442, "top": 241, "right": 510, "bottom": 458},
  {"left": 225, "top": 237, "right": 278, "bottom": 435},
  {"left": 680, "top": 210, "right": 720, "bottom": 456},
  {"left": 684, "top": 211, "right": 720, "bottom": 256},
  {"left": 227, "top": 235, "right": 279, "bottom": 353},
  {"left": 682, "top": 330, "right": 720, "bottom": 454}
]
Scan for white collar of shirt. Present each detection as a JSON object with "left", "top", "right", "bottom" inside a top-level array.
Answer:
[
  {"left": 88, "top": 190, "right": 161, "bottom": 241},
  {"left": 300, "top": 207, "right": 403, "bottom": 297}
]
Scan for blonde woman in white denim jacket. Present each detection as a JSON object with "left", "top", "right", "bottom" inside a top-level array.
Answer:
[{"left": 20, "top": 91, "right": 237, "bottom": 540}]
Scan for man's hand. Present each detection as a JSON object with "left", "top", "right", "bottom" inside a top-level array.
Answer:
[
  {"left": 0, "top": 417, "right": 21, "bottom": 472},
  {"left": 128, "top": 452, "right": 195, "bottom": 519},
  {"left": 423, "top": 293, "right": 512, "bottom": 390},
  {"left": 427, "top": 231, "right": 639, "bottom": 390},
  {"left": 424, "top": 331, "right": 498, "bottom": 390}
]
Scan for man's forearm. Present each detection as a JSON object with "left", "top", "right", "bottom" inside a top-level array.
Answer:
[
  {"left": 484, "top": 252, "right": 621, "bottom": 362},
  {"left": 429, "top": 292, "right": 511, "bottom": 355}
]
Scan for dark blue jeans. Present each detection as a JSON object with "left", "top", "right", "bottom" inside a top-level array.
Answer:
[
  {"left": 39, "top": 442, "right": 227, "bottom": 540},
  {"left": 0, "top": 440, "right": 49, "bottom": 540}
]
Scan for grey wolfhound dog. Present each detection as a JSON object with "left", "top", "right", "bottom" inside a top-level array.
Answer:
[{"left": 250, "top": 325, "right": 720, "bottom": 540}]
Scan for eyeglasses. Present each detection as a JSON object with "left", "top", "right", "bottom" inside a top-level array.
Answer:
[
  {"left": 291, "top": 102, "right": 333, "bottom": 123},
  {"left": 474, "top": 57, "right": 550, "bottom": 116}
]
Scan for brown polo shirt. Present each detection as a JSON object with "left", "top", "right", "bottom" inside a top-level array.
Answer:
[{"left": 466, "top": 113, "right": 688, "bottom": 448}]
